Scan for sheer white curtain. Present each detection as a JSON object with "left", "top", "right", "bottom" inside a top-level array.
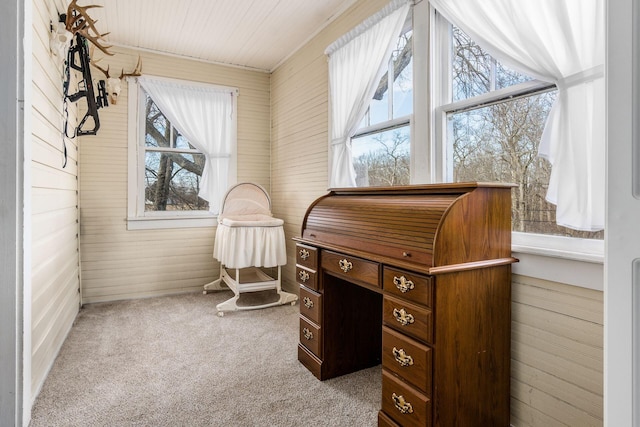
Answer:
[
  {"left": 430, "top": 0, "right": 604, "bottom": 231},
  {"left": 138, "top": 76, "right": 236, "bottom": 214},
  {"left": 325, "top": 0, "right": 411, "bottom": 188}
]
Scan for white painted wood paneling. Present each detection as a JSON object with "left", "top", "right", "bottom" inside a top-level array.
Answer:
[
  {"left": 511, "top": 275, "right": 603, "bottom": 426},
  {"left": 30, "top": 0, "right": 82, "bottom": 403},
  {"left": 270, "top": 0, "right": 395, "bottom": 294},
  {"left": 79, "top": 46, "right": 271, "bottom": 304},
  {"left": 82, "top": 0, "right": 357, "bottom": 72}
]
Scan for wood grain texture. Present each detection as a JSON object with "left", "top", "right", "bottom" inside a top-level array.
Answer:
[{"left": 297, "top": 184, "right": 514, "bottom": 426}]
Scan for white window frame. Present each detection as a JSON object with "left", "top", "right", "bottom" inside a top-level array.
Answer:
[
  {"left": 126, "top": 78, "right": 237, "bottom": 230},
  {"left": 426, "top": 6, "right": 604, "bottom": 277}
]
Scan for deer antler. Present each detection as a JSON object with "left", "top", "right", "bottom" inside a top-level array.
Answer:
[
  {"left": 90, "top": 48, "right": 111, "bottom": 78},
  {"left": 65, "top": 0, "right": 113, "bottom": 56},
  {"left": 120, "top": 56, "right": 143, "bottom": 79}
]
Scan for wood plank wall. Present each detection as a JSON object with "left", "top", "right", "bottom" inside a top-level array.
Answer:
[
  {"left": 270, "top": 0, "right": 390, "bottom": 291},
  {"left": 31, "top": 0, "right": 82, "bottom": 399},
  {"left": 79, "top": 47, "right": 271, "bottom": 303},
  {"left": 511, "top": 274, "right": 603, "bottom": 426},
  {"left": 270, "top": 1, "right": 604, "bottom": 425}
]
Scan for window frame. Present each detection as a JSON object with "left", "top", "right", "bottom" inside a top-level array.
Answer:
[
  {"left": 427, "top": 6, "right": 604, "bottom": 262},
  {"left": 126, "top": 77, "right": 237, "bottom": 230}
]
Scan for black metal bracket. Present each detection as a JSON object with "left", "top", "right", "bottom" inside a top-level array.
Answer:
[{"left": 64, "top": 32, "right": 108, "bottom": 136}]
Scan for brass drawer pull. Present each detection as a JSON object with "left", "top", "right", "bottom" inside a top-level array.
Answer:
[
  {"left": 299, "top": 248, "right": 310, "bottom": 260},
  {"left": 392, "top": 347, "right": 414, "bottom": 367},
  {"left": 299, "top": 270, "right": 310, "bottom": 282},
  {"left": 393, "top": 275, "right": 415, "bottom": 293},
  {"left": 393, "top": 308, "right": 415, "bottom": 326},
  {"left": 339, "top": 259, "right": 353, "bottom": 273},
  {"left": 302, "top": 327, "right": 313, "bottom": 340},
  {"left": 392, "top": 393, "right": 414, "bottom": 414},
  {"left": 303, "top": 297, "right": 314, "bottom": 309}
]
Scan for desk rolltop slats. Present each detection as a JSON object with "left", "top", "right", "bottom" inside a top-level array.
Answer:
[
  {"left": 300, "top": 184, "right": 514, "bottom": 270},
  {"left": 303, "top": 195, "right": 456, "bottom": 267}
]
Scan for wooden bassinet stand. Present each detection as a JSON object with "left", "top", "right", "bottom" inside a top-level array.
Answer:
[{"left": 203, "top": 183, "right": 297, "bottom": 316}]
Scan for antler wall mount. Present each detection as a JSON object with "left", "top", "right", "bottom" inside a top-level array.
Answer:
[
  {"left": 92, "top": 55, "right": 143, "bottom": 105},
  {"left": 61, "top": 0, "right": 144, "bottom": 140},
  {"left": 64, "top": 0, "right": 113, "bottom": 56}
]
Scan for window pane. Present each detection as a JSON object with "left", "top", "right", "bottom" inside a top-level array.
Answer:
[
  {"left": 496, "top": 61, "right": 532, "bottom": 90},
  {"left": 452, "top": 26, "right": 532, "bottom": 101},
  {"left": 368, "top": 89, "right": 389, "bottom": 125},
  {"left": 392, "top": 29, "right": 413, "bottom": 118},
  {"left": 144, "top": 151, "right": 209, "bottom": 212},
  {"left": 175, "top": 132, "right": 191, "bottom": 150},
  {"left": 450, "top": 92, "right": 602, "bottom": 239},
  {"left": 452, "top": 26, "right": 492, "bottom": 100},
  {"left": 366, "top": 24, "right": 413, "bottom": 127},
  {"left": 352, "top": 126, "right": 410, "bottom": 187},
  {"left": 145, "top": 94, "right": 170, "bottom": 148}
]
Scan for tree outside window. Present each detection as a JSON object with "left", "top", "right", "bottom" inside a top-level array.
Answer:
[
  {"left": 447, "top": 26, "right": 602, "bottom": 239},
  {"left": 143, "top": 94, "right": 209, "bottom": 212}
]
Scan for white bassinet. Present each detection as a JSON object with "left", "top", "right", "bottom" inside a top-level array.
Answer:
[{"left": 203, "top": 183, "right": 297, "bottom": 316}]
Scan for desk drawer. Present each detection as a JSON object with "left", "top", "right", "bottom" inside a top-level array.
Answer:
[
  {"left": 378, "top": 411, "right": 401, "bottom": 427},
  {"left": 299, "top": 285, "right": 322, "bottom": 324},
  {"left": 382, "top": 326, "right": 432, "bottom": 395},
  {"left": 382, "top": 369, "right": 431, "bottom": 427},
  {"left": 299, "top": 317, "right": 322, "bottom": 358},
  {"left": 383, "top": 267, "right": 433, "bottom": 308},
  {"left": 321, "top": 250, "right": 379, "bottom": 288},
  {"left": 296, "top": 266, "right": 318, "bottom": 290},
  {"left": 296, "top": 244, "right": 317, "bottom": 270},
  {"left": 383, "top": 295, "right": 433, "bottom": 344}
]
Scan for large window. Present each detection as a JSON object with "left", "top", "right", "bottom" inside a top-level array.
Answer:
[
  {"left": 352, "top": 11, "right": 413, "bottom": 187},
  {"left": 439, "top": 24, "right": 603, "bottom": 239},
  {"left": 143, "top": 93, "right": 209, "bottom": 213}
]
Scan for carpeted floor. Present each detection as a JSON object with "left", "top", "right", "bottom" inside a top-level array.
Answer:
[{"left": 29, "top": 290, "right": 381, "bottom": 427}]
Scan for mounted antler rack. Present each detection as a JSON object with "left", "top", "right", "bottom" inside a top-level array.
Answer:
[
  {"left": 65, "top": 0, "right": 113, "bottom": 56},
  {"left": 61, "top": 0, "right": 112, "bottom": 137},
  {"left": 91, "top": 53, "right": 142, "bottom": 105}
]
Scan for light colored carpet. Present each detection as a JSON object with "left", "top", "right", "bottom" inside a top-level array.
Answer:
[{"left": 29, "top": 290, "right": 381, "bottom": 427}]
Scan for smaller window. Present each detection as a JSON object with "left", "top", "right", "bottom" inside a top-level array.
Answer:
[
  {"left": 127, "top": 78, "right": 237, "bottom": 230},
  {"left": 143, "top": 93, "right": 209, "bottom": 213},
  {"left": 353, "top": 11, "right": 413, "bottom": 187}
]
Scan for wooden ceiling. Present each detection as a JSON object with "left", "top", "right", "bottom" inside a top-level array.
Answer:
[{"left": 59, "top": 0, "right": 356, "bottom": 72}]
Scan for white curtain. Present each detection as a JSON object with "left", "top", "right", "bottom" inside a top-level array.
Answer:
[
  {"left": 138, "top": 76, "right": 236, "bottom": 214},
  {"left": 429, "top": 0, "right": 604, "bottom": 231},
  {"left": 325, "top": 0, "right": 411, "bottom": 188}
]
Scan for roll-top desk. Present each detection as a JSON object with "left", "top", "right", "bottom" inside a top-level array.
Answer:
[{"left": 294, "top": 183, "right": 516, "bottom": 426}]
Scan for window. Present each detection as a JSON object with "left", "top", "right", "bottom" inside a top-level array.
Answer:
[
  {"left": 143, "top": 93, "right": 209, "bottom": 213},
  {"left": 352, "top": 10, "right": 413, "bottom": 187},
  {"left": 437, "top": 23, "right": 603, "bottom": 239},
  {"left": 127, "top": 77, "right": 237, "bottom": 230}
]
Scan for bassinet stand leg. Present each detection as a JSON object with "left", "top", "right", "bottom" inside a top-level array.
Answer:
[
  {"left": 213, "top": 265, "right": 298, "bottom": 316},
  {"left": 214, "top": 267, "right": 242, "bottom": 317},
  {"left": 203, "top": 262, "right": 228, "bottom": 294},
  {"left": 274, "top": 266, "right": 298, "bottom": 306}
]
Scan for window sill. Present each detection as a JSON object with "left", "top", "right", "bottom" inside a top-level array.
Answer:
[
  {"left": 126, "top": 215, "right": 217, "bottom": 230},
  {"left": 511, "top": 232, "right": 604, "bottom": 291},
  {"left": 512, "top": 232, "right": 604, "bottom": 263}
]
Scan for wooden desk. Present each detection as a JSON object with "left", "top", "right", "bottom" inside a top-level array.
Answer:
[{"left": 294, "top": 183, "right": 516, "bottom": 427}]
